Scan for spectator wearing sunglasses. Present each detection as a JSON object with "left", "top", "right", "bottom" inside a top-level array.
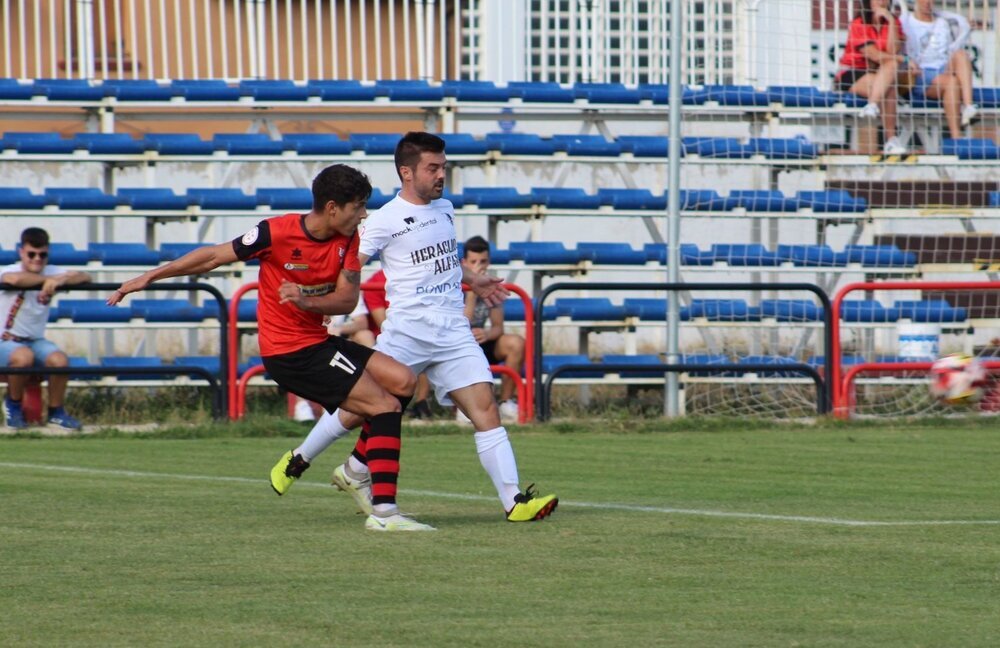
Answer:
[{"left": 1, "top": 227, "right": 91, "bottom": 430}]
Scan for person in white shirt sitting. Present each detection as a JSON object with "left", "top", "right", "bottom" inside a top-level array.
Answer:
[{"left": 897, "top": 0, "right": 978, "bottom": 138}]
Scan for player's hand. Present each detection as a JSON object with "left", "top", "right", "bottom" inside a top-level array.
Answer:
[
  {"left": 468, "top": 273, "right": 509, "bottom": 308},
  {"left": 278, "top": 279, "right": 305, "bottom": 308},
  {"left": 471, "top": 327, "right": 488, "bottom": 343},
  {"left": 40, "top": 276, "right": 62, "bottom": 297},
  {"left": 873, "top": 6, "right": 892, "bottom": 21},
  {"left": 107, "top": 275, "right": 151, "bottom": 305}
]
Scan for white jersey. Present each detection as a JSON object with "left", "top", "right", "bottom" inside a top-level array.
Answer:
[
  {"left": 0, "top": 262, "right": 65, "bottom": 339},
  {"left": 359, "top": 193, "right": 464, "bottom": 317},
  {"left": 901, "top": 12, "right": 953, "bottom": 69}
]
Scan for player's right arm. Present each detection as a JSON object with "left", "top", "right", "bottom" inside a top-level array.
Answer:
[{"left": 107, "top": 242, "right": 238, "bottom": 305}]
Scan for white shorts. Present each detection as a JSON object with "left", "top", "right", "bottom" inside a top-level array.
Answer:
[{"left": 375, "top": 310, "right": 493, "bottom": 406}]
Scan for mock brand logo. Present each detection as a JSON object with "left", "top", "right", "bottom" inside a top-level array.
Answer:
[
  {"left": 445, "top": 213, "right": 454, "bottom": 225},
  {"left": 404, "top": 217, "right": 416, "bottom": 224},
  {"left": 284, "top": 263, "right": 309, "bottom": 271},
  {"left": 291, "top": 248, "right": 302, "bottom": 259},
  {"left": 241, "top": 226, "right": 259, "bottom": 246},
  {"left": 338, "top": 247, "right": 346, "bottom": 259}
]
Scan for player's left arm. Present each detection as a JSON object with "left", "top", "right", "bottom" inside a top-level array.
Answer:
[
  {"left": 463, "top": 266, "right": 509, "bottom": 307},
  {"left": 278, "top": 269, "right": 361, "bottom": 316}
]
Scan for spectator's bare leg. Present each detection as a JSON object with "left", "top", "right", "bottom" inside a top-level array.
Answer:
[
  {"left": 5, "top": 346, "right": 34, "bottom": 401},
  {"left": 926, "top": 73, "right": 962, "bottom": 139},
  {"left": 881, "top": 84, "right": 898, "bottom": 138},
  {"left": 44, "top": 351, "right": 69, "bottom": 408},
  {"left": 948, "top": 50, "right": 974, "bottom": 108}
]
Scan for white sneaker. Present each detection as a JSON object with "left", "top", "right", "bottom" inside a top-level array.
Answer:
[
  {"left": 455, "top": 408, "right": 472, "bottom": 425},
  {"left": 859, "top": 102, "right": 880, "bottom": 119},
  {"left": 498, "top": 400, "right": 519, "bottom": 422},
  {"left": 961, "top": 104, "right": 978, "bottom": 127},
  {"left": 364, "top": 512, "right": 437, "bottom": 532},
  {"left": 883, "top": 136, "right": 907, "bottom": 155},
  {"left": 293, "top": 399, "right": 316, "bottom": 422},
  {"left": 330, "top": 463, "right": 373, "bottom": 515}
]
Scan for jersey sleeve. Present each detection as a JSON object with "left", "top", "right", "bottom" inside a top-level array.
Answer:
[
  {"left": 231, "top": 220, "right": 272, "bottom": 261},
  {"left": 343, "top": 232, "right": 362, "bottom": 272},
  {"left": 358, "top": 210, "right": 391, "bottom": 259}
]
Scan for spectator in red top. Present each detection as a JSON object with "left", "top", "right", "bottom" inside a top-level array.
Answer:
[
  {"left": 836, "top": 0, "right": 912, "bottom": 155},
  {"left": 361, "top": 269, "right": 388, "bottom": 336}
]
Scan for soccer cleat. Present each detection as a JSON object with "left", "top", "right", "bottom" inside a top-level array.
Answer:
[
  {"left": 47, "top": 408, "right": 82, "bottom": 431},
  {"left": 364, "top": 512, "right": 437, "bottom": 532},
  {"left": 506, "top": 484, "right": 559, "bottom": 522},
  {"left": 883, "top": 136, "right": 907, "bottom": 156},
  {"left": 269, "top": 450, "right": 310, "bottom": 496},
  {"left": 961, "top": 104, "right": 979, "bottom": 127},
  {"left": 3, "top": 398, "right": 27, "bottom": 429},
  {"left": 498, "top": 400, "right": 519, "bottom": 423},
  {"left": 330, "top": 463, "right": 374, "bottom": 515},
  {"left": 858, "top": 102, "right": 880, "bottom": 120}
]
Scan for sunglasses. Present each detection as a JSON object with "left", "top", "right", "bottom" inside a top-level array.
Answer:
[{"left": 25, "top": 251, "right": 48, "bottom": 260}]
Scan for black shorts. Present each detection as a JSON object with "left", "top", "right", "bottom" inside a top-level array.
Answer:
[
  {"left": 480, "top": 339, "right": 499, "bottom": 365},
  {"left": 835, "top": 69, "right": 869, "bottom": 92},
  {"left": 262, "top": 337, "right": 376, "bottom": 413}
]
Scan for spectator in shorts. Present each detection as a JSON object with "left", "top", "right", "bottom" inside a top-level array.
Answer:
[
  {"left": 461, "top": 236, "right": 524, "bottom": 423},
  {"left": 836, "top": 0, "right": 910, "bottom": 154},
  {"left": 1, "top": 227, "right": 91, "bottom": 430},
  {"left": 897, "top": 0, "right": 977, "bottom": 138}
]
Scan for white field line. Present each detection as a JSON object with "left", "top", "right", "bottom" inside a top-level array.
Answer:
[{"left": 2, "top": 461, "right": 998, "bottom": 528}]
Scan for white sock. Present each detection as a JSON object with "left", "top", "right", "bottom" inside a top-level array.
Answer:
[
  {"left": 474, "top": 427, "right": 521, "bottom": 510},
  {"left": 294, "top": 410, "right": 351, "bottom": 462},
  {"left": 347, "top": 454, "right": 369, "bottom": 475}
]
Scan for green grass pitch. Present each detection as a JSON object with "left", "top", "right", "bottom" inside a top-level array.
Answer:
[{"left": 2, "top": 422, "right": 999, "bottom": 646}]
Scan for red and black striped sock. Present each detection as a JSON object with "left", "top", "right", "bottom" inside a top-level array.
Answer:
[
  {"left": 350, "top": 421, "right": 370, "bottom": 466},
  {"left": 367, "top": 412, "right": 402, "bottom": 506}
]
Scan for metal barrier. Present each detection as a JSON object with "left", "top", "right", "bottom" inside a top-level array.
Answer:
[
  {"left": 541, "top": 361, "right": 826, "bottom": 421},
  {"left": 533, "top": 281, "right": 834, "bottom": 420}
]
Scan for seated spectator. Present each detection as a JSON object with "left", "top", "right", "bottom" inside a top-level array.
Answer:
[
  {"left": 0, "top": 227, "right": 90, "bottom": 430},
  {"left": 836, "top": 0, "right": 909, "bottom": 154},
  {"left": 461, "top": 236, "right": 523, "bottom": 423},
  {"left": 897, "top": 0, "right": 977, "bottom": 138}
]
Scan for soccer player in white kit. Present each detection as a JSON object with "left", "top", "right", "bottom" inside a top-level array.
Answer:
[{"left": 298, "top": 132, "right": 558, "bottom": 524}]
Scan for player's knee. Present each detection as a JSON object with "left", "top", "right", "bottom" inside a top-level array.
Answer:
[
  {"left": 392, "top": 368, "right": 417, "bottom": 397},
  {"left": 377, "top": 392, "right": 404, "bottom": 414},
  {"left": 8, "top": 347, "right": 34, "bottom": 366}
]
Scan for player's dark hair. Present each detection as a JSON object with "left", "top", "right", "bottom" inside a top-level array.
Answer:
[
  {"left": 394, "top": 131, "right": 446, "bottom": 180},
  {"left": 855, "top": 0, "right": 875, "bottom": 25},
  {"left": 20, "top": 227, "right": 49, "bottom": 248},
  {"left": 312, "top": 164, "right": 373, "bottom": 211},
  {"left": 463, "top": 235, "right": 490, "bottom": 258}
]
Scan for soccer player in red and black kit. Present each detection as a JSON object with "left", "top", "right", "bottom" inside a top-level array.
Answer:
[{"left": 107, "top": 164, "right": 433, "bottom": 531}]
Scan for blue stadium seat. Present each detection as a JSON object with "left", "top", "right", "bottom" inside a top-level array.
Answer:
[
  {"left": 760, "top": 299, "right": 824, "bottom": 322},
  {"left": 710, "top": 243, "right": 781, "bottom": 266},
  {"left": 797, "top": 190, "right": 867, "bottom": 213},
  {"left": 282, "top": 133, "right": 352, "bottom": 155},
  {"left": 441, "top": 190, "right": 466, "bottom": 208},
  {"left": 684, "top": 137, "right": 753, "bottom": 158},
  {"left": 441, "top": 80, "right": 511, "bottom": 102},
  {"left": 132, "top": 299, "right": 209, "bottom": 322},
  {"left": 681, "top": 243, "right": 718, "bottom": 265},
  {"left": 705, "top": 85, "right": 770, "bottom": 106},
  {"left": 367, "top": 188, "right": 394, "bottom": 209},
  {"left": 602, "top": 354, "right": 664, "bottom": 378},
  {"left": 840, "top": 300, "right": 899, "bottom": 322},
  {"left": 509, "top": 242, "right": 590, "bottom": 264},
  {"left": 213, "top": 134, "right": 288, "bottom": 155},
  {"left": 941, "top": 138, "right": 1000, "bottom": 160},
  {"left": 237, "top": 300, "right": 258, "bottom": 322},
  {"left": 238, "top": 79, "right": 313, "bottom": 101},
  {"left": 679, "top": 189, "right": 737, "bottom": 211},
  {"left": 687, "top": 299, "right": 758, "bottom": 321},
  {"left": 0, "top": 246, "right": 18, "bottom": 264},
  {"left": 170, "top": 80, "right": 242, "bottom": 101},
  {"left": 100, "top": 356, "right": 169, "bottom": 380},
  {"left": 765, "top": 86, "right": 840, "bottom": 108},
  {"left": 530, "top": 187, "right": 603, "bottom": 209},
  {"left": 729, "top": 190, "right": 800, "bottom": 212},
  {"left": 35, "top": 78, "right": 105, "bottom": 100},
  {"left": 893, "top": 300, "right": 967, "bottom": 323},
  {"left": 623, "top": 298, "right": 668, "bottom": 321},
  {"left": 47, "top": 242, "right": 93, "bottom": 265},
  {"left": 736, "top": 355, "right": 802, "bottom": 377},
  {"left": 89, "top": 243, "right": 161, "bottom": 266},
  {"left": 776, "top": 244, "right": 842, "bottom": 266},
  {"left": 991, "top": 192, "right": 1000, "bottom": 207},
  {"left": 573, "top": 82, "right": 642, "bottom": 104},
  {"left": 146, "top": 133, "right": 215, "bottom": 155},
  {"left": 348, "top": 133, "right": 400, "bottom": 154},
  {"left": 159, "top": 243, "right": 209, "bottom": 261},
  {"left": 463, "top": 187, "right": 534, "bottom": 209},
  {"left": 597, "top": 188, "right": 667, "bottom": 210},
  {"left": 186, "top": 188, "right": 257, "bottom": 210},
  {"left": 374, "top": 80, "right": 444, "bottom": 101},
  {"left": 616, "top": 136, "right": 669, "bottom": 157},
  {"left": 67, "top": 356, "right": 101, "bottom": 380},
  {"left": 306, "top": 80, "right": 380, "bottom": 101},
  {"left": 255, "top": 187, "right": 312, "bottom": 210},
  {"left": 750, "top": 137, "right": 818, "bottom": 159},
  {"left": 551, "top": 134, "right": 623, "bottom": 156},
  {"left": 808, "top": 355, "right": 865, "bottom": 372},
  {"left": 972, "top": 87, "right": 999, "bottom": 108},
  {"left": 840, "top": 245, "right": 916, "bottom": 267},
  {"left": 59, "top": 299, "right": 132, "bottom": 323},
  {"left": 45, "top": 188, "right": 121, "bottom": 209},
  {"left": 906, "top": 87, "right": 942, "bottom": 109},
  {"left": 2, "top": 131, "right": 77, "bottom": 153},
  {"left": 101, "top": 79, "right": 175, "bottom": 101},
  {"left": 0, "top": 79, "right": 39, "bottom": 99},
  {"left": 576, "top": 243, "right": 648, "bottom": 265},
  {"left": 680, "top": 353, "right": 731, "bottom": 376},
  {"left": 541, "top": 354, "right": 603, "bottom": 378},
  {"left": 0, "top": 187, "right": 48, "bottom": 209},
  {"left": 439, "top": 133, "right": 490, "bottom": 154},
  {"left": 638, "top": 84, "right": 711, "bottom": 105},
  {"left": 501, "top": 298, "right": 558, "bottom": 322},
  {"left": 507, "top": 81, "right": 576, "bottom": 103},
  {"left": 74, "top": 133, "right": 147, "bottom": 154},
  {"left": 118, "top": 188, "right": 190, "bottom": 211},
  {"left": 554, "top": 298, "right": 628, "bottom": 321},
  {"left": 173, "top": 355, "right": 222, "bottom": 379},
  {"left": 486, "top": 133, "right": 558, "bottom": 155}
]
